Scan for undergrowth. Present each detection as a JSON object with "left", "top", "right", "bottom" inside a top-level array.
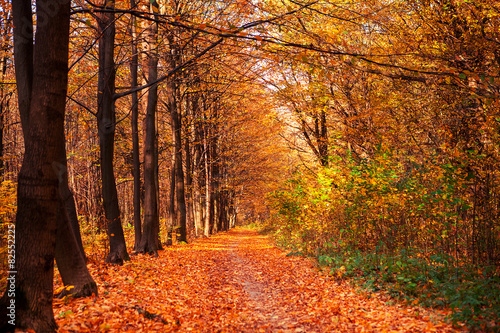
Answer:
[
  {"left": 265, "top": 147, "right": 500, "bottom": 331},
  {"left": 316, "top": 247, "right": 500, "bottom": 331}
]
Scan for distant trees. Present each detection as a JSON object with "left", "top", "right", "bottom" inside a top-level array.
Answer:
[{"left": 61, "top": 0, "right": 292, "bottom": 249}]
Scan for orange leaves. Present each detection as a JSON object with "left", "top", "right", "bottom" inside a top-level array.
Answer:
[{"left": 54, "top": 229, "right": 460, "bottom": 332}]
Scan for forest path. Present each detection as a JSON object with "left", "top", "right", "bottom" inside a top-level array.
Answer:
[{"left": 54, "top": 228, "right": 460, "bottom": 332}]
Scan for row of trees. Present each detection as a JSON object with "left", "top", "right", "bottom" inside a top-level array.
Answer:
[
  {"left": 2, "top": 0, "right": 499, "bottom": 330},
  {"left": 0, "top": 0, "right": 292, "bottom": 331}
]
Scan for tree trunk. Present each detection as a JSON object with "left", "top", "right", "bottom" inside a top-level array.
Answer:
[
  {"left": 54, "top": 155, "right": 97, "bottom": 298},
  {"left": 0, "top": 1, "right": 70, "bottom": 331},
  {"left": 59, "top": 168, "right": 86, "bottom": 259},
  {"left": 130, "top": 0, "right": 142, "bottom": 251},
  {"left": 169, "top": 156, "right": 176, "bottom": 242},
  {"left": 154, "top": 130, "right": 162, "bottom": 250},
  {"left": 316, "top": 108, "right": 328, "bottom": 166},
  {"left": 185, "top": 96, "right": 194, "bottom": 237},
  {"left": 138, "top": 0, "right": 160, "bottom": 254},
  {"left": 96, "top": 0, "right": 129, "bottom": 264},
  {"left": 171, "top": 92, "right": 188, "bottom": 242},
  {"left": 167, "top": 33, "right": 187, "bottom": 242},
  {"left": 192, "top": 96, "right": 204, "bottom": 236},
  {"left": 203, "top": 121, "right": 212, "bottom": 237},
  {"left": 210, "top": 107, "right": 219, "bottom": 234},
  {"left": 193, "top": 137, "right": 203, "bottom": 236}
]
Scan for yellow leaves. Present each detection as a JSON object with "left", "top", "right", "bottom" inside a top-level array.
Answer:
[
  {"left": 336, "top": 265, "right": 346, "bottom": 279},
  {"left": 55, "top": 285, "right": 75, "bottom": 294}
]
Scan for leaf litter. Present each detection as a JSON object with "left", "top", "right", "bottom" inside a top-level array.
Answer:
[{"left": 53, "top": 229, "right": 465, "bottom": 332}]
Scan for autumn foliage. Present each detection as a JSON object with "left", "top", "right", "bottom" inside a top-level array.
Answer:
[
  {"left": 263, "top": 0, "right": 500, "bottom": 329},
  {"left": 0, "top": 0, "right": 500, "bottom": 331},
  {"left": 53, "top": 229, "right": 461, "bottom": 332}
]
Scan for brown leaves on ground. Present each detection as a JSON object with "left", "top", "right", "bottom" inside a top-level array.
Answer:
[{"left": 54, "top": 229, "right": 464, "bottom": 332}]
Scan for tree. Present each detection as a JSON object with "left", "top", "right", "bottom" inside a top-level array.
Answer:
[
  {"left": 138, "top": 0, "right": 161, "bottom": 254},
  {"left": 0, "top": 0, "right": 71, "bottom": 331},
  {"left": 165, "top": 18, "right": 188, "bottom": 242},
  {"left": 96, "top": 0, "right": 130, "bottom": 264},
  {"left": 129, "top": 0, "right": 142, "bottom": 251}
]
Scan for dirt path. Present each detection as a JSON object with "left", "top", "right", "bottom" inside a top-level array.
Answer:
[{"left": 54, "top": 228, "right": 460, "bottom": 332}]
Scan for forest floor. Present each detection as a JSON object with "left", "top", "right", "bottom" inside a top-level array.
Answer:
[{"left": 53, "top": 228, "right": 465, "bottom": 332}]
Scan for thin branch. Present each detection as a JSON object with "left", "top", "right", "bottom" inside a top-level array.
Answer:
[
  {"left": 113, "top": 37, "right": 223, "bottom": 100},
  {"left": 67, "top": 95, "right": 97, "bottom": 116}
]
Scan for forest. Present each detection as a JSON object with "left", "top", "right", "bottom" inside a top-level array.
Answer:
[{"left": 0, "top": 0, "right": 499, "bottom": 331}]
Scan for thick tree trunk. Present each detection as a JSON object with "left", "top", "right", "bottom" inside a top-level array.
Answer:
[
  {"left": 138, "top": 1, "right": 160, "bottom": 254},
  {"left": 54, "top": 156, "right": 97, "bottom": 298},
  {"left": 0, "top": 1, "right": 70, "bottom": 331},
  {"left": 97, "top": 0, "right": 129, "bottom": 264},
  {"left": 59, "top": 170, "right": 86, "bottom": 260},
  {"left": 130, "top": 0, "right": 142, "bottom": 251}
]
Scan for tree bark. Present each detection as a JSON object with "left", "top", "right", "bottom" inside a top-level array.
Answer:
[
  {"left": 185, "top": 96, "right": 194, "bottom": 237},
  {"left": 203, "top": 121, "right": 212, "bottom": 237},
  {"left": 138, "top": 0, "right": 160, "bottom": 254},
  {"left": 54, "top": 156, "right": 97, "bottom": 298},
  {"left": 168, "top": 155, "right": 176, "bottom": 242},
  {"left": 171, "top": 88, "right": 188, "bottom": 242},
  {"left": 316, "top": 108, "right": 328, "bottom": 166},
  {"left": 193, "top": 126, "right": 204, "bottom": 236},
  {"left": 166, "top": 33, "right": 187, "bottom": 242},
  {"left": 210, "top": 107, "right": 219, "bottom": 234},
  {"left": 129, "top": 0, "right": 141, "bottom": 251},
  {"left": 191, "top": 95, "right": 204, "bottom": 236},
  {"left": 0, "top": 0, "right": 70, "bottom": 331},
  {"left": 96, "top": 0, "right": 129, "bottom": 264}
]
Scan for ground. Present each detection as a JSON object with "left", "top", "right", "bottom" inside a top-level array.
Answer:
[{"left": 53, "top": 229, "right": 463, "bottom": 332}]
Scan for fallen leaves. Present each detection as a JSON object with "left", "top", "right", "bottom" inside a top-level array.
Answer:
[{"left": 53, "top": 229, "right": 464, "bottom": 332}]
